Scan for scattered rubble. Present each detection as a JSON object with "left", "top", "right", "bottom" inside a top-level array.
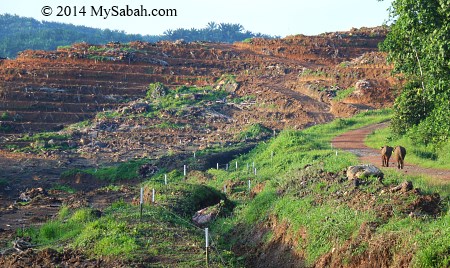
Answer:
[
  {"left": 390, "top": 180, "right": 413, "bottom": 193},
  {"left": 18, "top": 188, "right": 46, "bottom": 202}
]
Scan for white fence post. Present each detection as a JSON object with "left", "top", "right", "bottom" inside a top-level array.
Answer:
[
  {"left": 205, "top": 228, "right": 209, "bottom": 266},
  {"left": 139, "top": 187, "right": 144, "bottom": 219}
]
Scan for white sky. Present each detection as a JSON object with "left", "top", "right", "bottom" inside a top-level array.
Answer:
[{"left": 0, "top": 0, "right": 393, "bottom": 37}]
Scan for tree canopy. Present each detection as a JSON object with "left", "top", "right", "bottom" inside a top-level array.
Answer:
[
  {"left": 163, "top": 22, "right": 273, "bottom": 43},
  {"left": 379, "top": 0, "right": 450, "bottom": 145}
]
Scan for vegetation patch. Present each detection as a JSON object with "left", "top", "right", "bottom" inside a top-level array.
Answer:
[
  {"left": 334, "top": 87, "right": 356, "bottom": 101},
  {"left": 61, "top": 159, "right": 148, "bottom": 182},
  {"left": 237, "top": 123, "right": 272, "bottom": 141}
]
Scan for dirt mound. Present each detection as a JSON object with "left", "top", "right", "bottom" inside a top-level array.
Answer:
[
  {"left": 0, "top": 248, "right": 127, "bottom": 267},
  {"left": 232, "top": 218, "right": 306, "bottom": 268}
]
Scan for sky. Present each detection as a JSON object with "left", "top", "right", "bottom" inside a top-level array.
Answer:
[{"left": 0, "top": 0, "right": 394, "bottom": 37}]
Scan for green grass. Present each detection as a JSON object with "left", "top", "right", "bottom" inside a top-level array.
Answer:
[
  {"left": 334, "top": 87, "right": 356, "bottom": 101},
  {"left": 143, "top": 179, "right": 230, "bottom": 217},
  {"left": 376, "top": 211, "right": 450, "bottom": 268},
  {"left": 273, "top": 197, "right": 375, "bottom": 264},
  {"left": 152, "top": 121, "right": 185, "bottom": 130},
  {"left": 1, "top": 112, "right": 9, "bottom": 120},
  {"left": 65, "top": 119, "right": 91, "bottom": 130},
  {"left": 61, "top": 159, "right": 148, "bottom": 182},
  {"left": 20, "top": 186, "right": 240, "bottom": 266},
  {"left": 365, "top": 125, "right": 450, "bottom": 169},
  {"left": 50, "top": 184, "right": 76, "bottom": 194},
  {"left": 237, "top": 123, "right": 272, "bottom": 141}
]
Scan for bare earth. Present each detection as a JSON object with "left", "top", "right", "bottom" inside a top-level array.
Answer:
[{"left": 332, "top": 122, "right": 450, "bottom": 181}]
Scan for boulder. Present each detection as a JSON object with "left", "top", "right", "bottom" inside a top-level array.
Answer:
[
  {"left": 192, "top": 201, "right": 223, "bottom": 226},
  {"left": 347, "top": 164, "right": 383, "bottom": 180}
]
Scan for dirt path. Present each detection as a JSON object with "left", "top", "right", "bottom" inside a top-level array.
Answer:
[{"left": 332, "top": 122, "right": 450, "bottom": 180}]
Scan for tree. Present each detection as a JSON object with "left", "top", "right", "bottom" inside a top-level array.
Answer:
[{"left": 379, "top": 0, "right": 450, "bottom": 145}]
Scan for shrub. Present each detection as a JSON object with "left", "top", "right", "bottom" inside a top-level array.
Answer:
[{"left": 146, "top": 82, "right": 168, "bottom": 99}]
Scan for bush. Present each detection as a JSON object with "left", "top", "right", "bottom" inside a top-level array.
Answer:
[{"left": 146, "top": 82, "right": 168, "bottom": 99}]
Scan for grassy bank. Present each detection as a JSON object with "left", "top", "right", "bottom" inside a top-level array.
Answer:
[{"left": 203, "top": 109, "right": 449, "bottom": 267}]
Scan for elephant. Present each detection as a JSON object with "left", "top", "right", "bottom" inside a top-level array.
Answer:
[
  {"left": 393, "top": 146, "right": 407, "bottom": 169},
  {"left": 380, "top": 145, "right": 394, "bottom": 167}
]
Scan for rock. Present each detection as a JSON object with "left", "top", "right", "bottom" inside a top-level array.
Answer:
[
  {"left": 355, "top": 79, "right": 372, "bottom": 90},
  {"left": 192, "top": 201, "right": 223, "bottom": 226},
  {"left": 131, "top": 103, "right": 150, "bottom": 113},
  {"left": 390, "top": 180, "right": 413, "bottom": 193},
  {"left": 93, "top": 141, "right": 108, "bottom": 148},
  {"left": 67, "top": 140, "right": 77, "bottom": 148},
  {"left": 346, "top": 164, "right": 383, "bottom": 180},
  {"left": 192, "top": 208, "right": 216, "bottom": 226}
]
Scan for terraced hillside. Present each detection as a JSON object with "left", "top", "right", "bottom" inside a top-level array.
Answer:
[
  {"left": 0, "top": 27, "right": 394, "bottom": 135},
  {"left": 0, "top": 26, "right": 399, "bottom": 200}
]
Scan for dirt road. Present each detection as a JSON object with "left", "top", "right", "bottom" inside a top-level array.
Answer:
[{"left": 332, "top": 122, "right": 450, "bottom": 180}]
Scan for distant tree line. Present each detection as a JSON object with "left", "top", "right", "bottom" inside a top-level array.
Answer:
[
  {"left": 0, "top": 14, "right": 274, "bottom": 58},
  {"left": 163, "top": 22, "right": 274, "bottom": 43}
]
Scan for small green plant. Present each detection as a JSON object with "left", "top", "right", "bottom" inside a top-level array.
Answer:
[
  {"left": 66, "top": 120, "right": 91, "bottom": 130},
  {"left": 99, "top": 184, "right": 122, "bottom": 192},
  {"left": 61, "top": 159, "right": 148, "bottom": 182},
  {"left": 50, "top": 184, "right": 76, "bottom": 194},
  {"left": 334, "top": 87, "right": 356, "bottom": 101},
  {"left": 1, "top": 112, "right": 9, "bottom": 120},
  {"left": 56, "top": 45, "right": 72, "bottom": 50},
  {"left": 146, "top": 82, "right": 168, "bottom": 99},
  {"left": 299, "top": 69, "right": 327, "bottom": 77},
  {"left": 237, "top": 123, "right": 272, "bottom": 140},
  {"left": 18, "top": 132, "right": 70, "bottom": 142}
]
